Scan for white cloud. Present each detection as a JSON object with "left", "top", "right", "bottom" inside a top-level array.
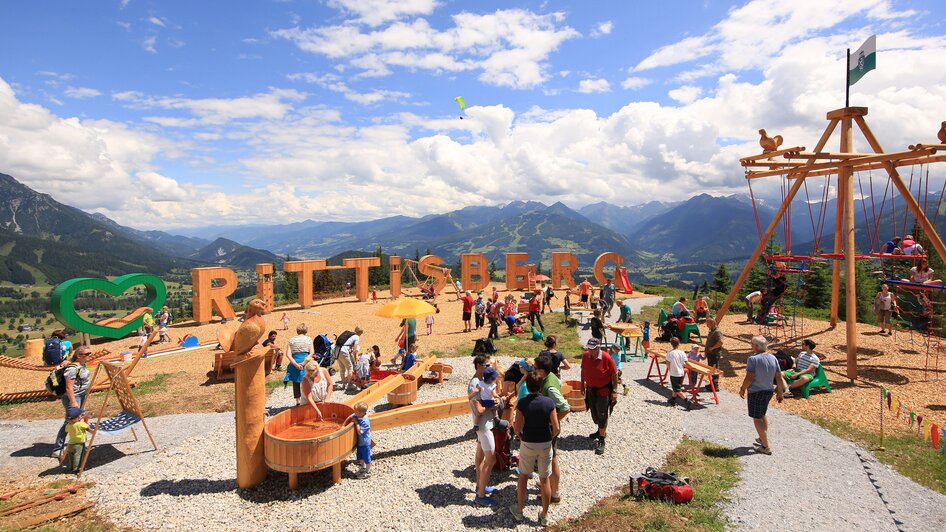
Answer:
[
  {"left": 668, "top": 85, "right": 702, "bottom": 104},
  {"left": 115, "top": 88, "right": 308, "bottom": 126},
  {"left": 633, "top": 0, "right": 916, "bottom": 81},
  {"left": 272, "top": 8, "right": 579, "bottom": 89},
  {"left": 148, "top": 16, "right": 166, "bottom": 28},
  {"left": 621, "top": 76, "right": 652, "bottom": 90},
  {"left": 63, "top": 86, "right": 102, "bottom": 99},
  {"left": 117, "top": 21, "right": 131, "bottom": 30},
  {"left": 577, "top": 78, "right": 611, "bottom": 93},
  {"left": 120, "top": 0, "right": 130, "bottom": 9},
  {"left": 142, "top": 35, "right": 157, "bottom": 53},
  {"left": 591, "top": 21, "right": 612, "bottom": 38},
  {"left": 327, "top": 0, "right": 439, "bottom": 27}
]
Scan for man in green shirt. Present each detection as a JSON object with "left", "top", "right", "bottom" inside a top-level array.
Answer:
[
  {"left": 142, "top": 307, "right": 155, "bottom": 334},
  {"left": 533, "top": 353, "right": 570, "bottom": 504}
]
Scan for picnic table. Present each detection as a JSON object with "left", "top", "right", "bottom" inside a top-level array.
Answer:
[{"left": 606, "top": 323, "right": 644, "bottom": 361}]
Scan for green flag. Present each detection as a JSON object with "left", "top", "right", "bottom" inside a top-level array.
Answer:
[{"left": 848, "top": 35, "right": 876, "bottom": 86}]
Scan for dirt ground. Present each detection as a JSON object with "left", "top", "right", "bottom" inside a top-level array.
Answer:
[
  {"left": 708, "top": 315, "right": 946, "bottom": 436},
  {"left": 0, "top": 284, "right": 654, "bottom": 421}
]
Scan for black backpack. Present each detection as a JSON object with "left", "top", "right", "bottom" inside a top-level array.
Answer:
[
  {"left": 45, "top": 363, "right": 78, "bottom": 396},
  {"left": 43, "top": 338, "right": 64, "bottom": 366},
  {"left": 472, "top": 337, "right": 497, "bottom": 356},
  {"left": 332, "top": 331, "right": 356, "bottom": 358}
]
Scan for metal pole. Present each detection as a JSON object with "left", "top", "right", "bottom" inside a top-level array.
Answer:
[{"left": 845, "top": 48, "right": 851, "bottom": 108}]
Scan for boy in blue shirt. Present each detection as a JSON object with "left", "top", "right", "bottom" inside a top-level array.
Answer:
[
  {"left": 400, "top": 339, "right": 417, "bottom": 372},
  {"left": 346, "top": 401, "right": 372, "bottom": 479}
]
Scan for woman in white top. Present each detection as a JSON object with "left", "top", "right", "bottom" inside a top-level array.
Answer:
[
  {"left": 284, "top": 323, "right": 313, "bottom": 405},
  {"left": 874, "top": 284, "right": 898, "bottom": 335},
  {"left": 301, "top": 361, "right": 333, "bottom": 418},
  {"left": 905, "top": 259, "right": 941, "bottom": 285}
]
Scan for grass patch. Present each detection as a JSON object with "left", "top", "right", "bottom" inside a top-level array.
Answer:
[
  {"left": 451, "top": 313, "right": 583, "bottom": 360},
  {"left": 266, "top": 377, "right": 286, "bottom": 391},
  {"left": 802, "top": 413, "right": 946, "bottom": 495},
  {"left": 133, "top": 372, "right": 174, "bottom": 395},
  {"left": 553, "top": 438, "right": 741, "bottom": 532}
]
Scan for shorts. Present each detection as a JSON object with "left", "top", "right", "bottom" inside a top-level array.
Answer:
[
  {"left": 357, "top": 445, "right": 372, "bottom": 464},
  {"left": 669, "top": 375, "right": 685, "bottom": 392},
  {"left": 877, "top": 309, "right": 892, "bottom": 322},
  {"left": 476, "top": 426, "right": 496, "bottom": 453},
  {"left": 581, "top": 294, "right": 589, "bottom": 303},
  {"left": 518, "top": 440, "right": 552, "bottom": 478},
  {"left": 479, "top": 399, "right": 496, "bottom": 409},
  {"left": 462, "top": 311, "right": 472, "bottom": 321},
  {"left": 585, "top": 391, "right": 611, "bottom": 429},
  {"left": 747, "top": 390, "right": 774, "bottom": 419}
]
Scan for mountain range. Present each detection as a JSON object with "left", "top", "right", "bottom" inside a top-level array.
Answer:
[{"left": 3, "top": 169, "right": 943, "bottom": 286}]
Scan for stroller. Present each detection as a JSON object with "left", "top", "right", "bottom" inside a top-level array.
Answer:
[{"left": 313, "top": 334, "right": 336, "bottom": 376}]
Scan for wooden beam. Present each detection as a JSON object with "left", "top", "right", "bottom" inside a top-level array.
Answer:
[
  {"left": 746, "top": 147, "right": 937, "bottom": 179},
  {"left": 370, "top": 396, "right": 470, "bottom": 431},
  {"left": 783, "top": 152, "right": 874, "bottom": 160},
  {"left": 740, "top": 146, "right": 806, "bottom": 163},
  {"left": 716, "top": 118, "right": 839, "bottom": 322},
  {"left": 830, "top": 156, "right": 845, "bottom": 327},
  {"left": 826, "top": 107, "right": 867, "bottom": 119},
  {"left": 841, "top": 116, "right": 858, "bottom": 380}
]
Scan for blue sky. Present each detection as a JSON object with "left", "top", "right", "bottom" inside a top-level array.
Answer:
[{"left": 1, "top": 0, "right": 945, "bottom": 229}]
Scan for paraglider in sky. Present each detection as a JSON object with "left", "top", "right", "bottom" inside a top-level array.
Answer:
[{"left": 454, "top": 96, "right": 466, "bottom": 119}]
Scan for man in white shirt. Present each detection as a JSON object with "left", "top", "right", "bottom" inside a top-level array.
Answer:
[
  {"left": 745, "top": 289, "right": 765, "bottom": 321},
  {"left": 664, "top": 337, "right": 691, "bottom": 410}
]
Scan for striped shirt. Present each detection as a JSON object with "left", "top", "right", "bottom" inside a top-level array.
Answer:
[
  {"left": 287, "top": 335, "right": 312, "bottom": 354},
  {"left": 795, "top": 352, "right": 820, "bottom": 373}
]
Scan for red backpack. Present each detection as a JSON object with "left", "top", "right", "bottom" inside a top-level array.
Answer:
[{"left": 632, "top": 467, "right": 693, "bottom": 504}]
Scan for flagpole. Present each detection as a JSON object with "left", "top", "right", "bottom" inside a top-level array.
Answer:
[{"left": 845, "top": 48, "right": 850, "bottom": 108}]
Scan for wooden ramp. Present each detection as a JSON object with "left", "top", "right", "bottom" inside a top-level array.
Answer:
[{"left": 371, "top": 396, "right": 469, "bottom": 431}]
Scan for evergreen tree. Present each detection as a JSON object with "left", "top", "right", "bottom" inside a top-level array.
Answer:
[
  {"left": 712, "top": 264, "right": 731, "bottom": 294},
  {"left": 489, "top": 260, "right": 497, "bottom": 277},
  {"left": 283, "top": 255, "right": 298, "bottom": 300},
  {"left": 803, "top": 261, "right": 831, "bottom": 309},
  {"left": 414, "top": 249, "right": 420, "bottom": 263}
]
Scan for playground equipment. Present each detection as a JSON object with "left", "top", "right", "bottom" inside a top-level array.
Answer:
[
  {"left": 718, "top": 106, "right": 946, "bottom": 379},
  {"left": 401, "top": 258, "right": 463, "bottom": 300},
  {"left": 615, "top": 266, "right": 634, "bottom": 294},
  {"left": 77, "top": 360, "right": 157, "bottom": 478}
]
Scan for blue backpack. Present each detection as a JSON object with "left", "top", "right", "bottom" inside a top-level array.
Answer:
[{"left": 43, "top": 338, "right": 64, "bottom": 366}]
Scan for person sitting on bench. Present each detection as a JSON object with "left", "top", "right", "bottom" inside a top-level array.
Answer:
[
  {"left": 694, "top": 296, "right": 709, "bottom": 321},
  {"left": 784, "top": 339, "right": 819, "bottom": 394}
]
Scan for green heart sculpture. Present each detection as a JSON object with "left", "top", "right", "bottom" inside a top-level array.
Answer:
[{"left": 51, "top": 273, "right": 167, "bottom": 339}]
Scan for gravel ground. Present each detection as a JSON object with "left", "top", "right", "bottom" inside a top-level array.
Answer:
[
  {"left": 78, "top": 352, "right": 682, "bottom": 531},
  {"left": 682, "top": 390, "right": 946, "bottom": 532}
]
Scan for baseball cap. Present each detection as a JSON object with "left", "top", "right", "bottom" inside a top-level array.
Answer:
[
  {"left": 483, "top": 367, "right": 499, "bottom": 382},
  {"left": 585, "top": 337, "right": 600, "bottom": 349},
  {"left": 66, "top": 407, "right": 83, "bottom": 419}
]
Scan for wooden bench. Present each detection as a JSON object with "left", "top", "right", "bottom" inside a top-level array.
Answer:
[{"left": 214, "top": 348, "right": 275, "bottom": 381}]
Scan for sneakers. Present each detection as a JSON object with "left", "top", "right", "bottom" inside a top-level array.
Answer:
[
  {"left": 588, "top": 431, "right": 601, "bottom": 440},
  {"left": 484, "top": 486, "right": 497, "bottom": 495},
  {"left": 594, "top": 438, "right": 606, "bottom": 455},
  {"left": 684, "top": 400, "right": 692, "bottom": 411},
  {"left": 356, "top": 468, "right": 371, "bottom": 479},
  {"left": 508, "top": 504, "right": 524, "bottom": 522},
  {"left": 474, "top": 495, "right": 498, "bottom": 507},
  {"left": 667, "top": 397, "right": 675, "bottom": 406},
  {"left": 753, "top": 442, "right": 772, "bottom": 455},
  {"left": 538, "top": 513, "right": 549, "bottom": 526}
]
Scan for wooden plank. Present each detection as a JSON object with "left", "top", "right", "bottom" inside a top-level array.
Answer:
[
  {"left": 370, "top": 396, "right": 470, "bottom": 431},
  {"left": 740, "top": 146, "right": 805, "bottom": 163}
]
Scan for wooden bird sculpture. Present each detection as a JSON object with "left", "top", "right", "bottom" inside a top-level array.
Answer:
[
  {"left": 230, "top": 299, "right": 267, "bottom": 358},
  {"left": 938, "top": 121, "right": 946, "bottom": 144},
  {"left": 759, "top": 129, "right": 783, "bottom": 153}
]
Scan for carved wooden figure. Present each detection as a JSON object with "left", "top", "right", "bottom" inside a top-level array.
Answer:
[
  {"left": 229, "top": 299, "right": 270, "bottom": 489},
  {"left": 759, "top": 129, "right": 783, "bottom": 152}
]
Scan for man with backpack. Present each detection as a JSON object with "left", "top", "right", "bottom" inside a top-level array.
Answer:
[
  {"left": 542, "top": 283, "right": 555, "bottom": 313},
  {"left": 334, "top": 327, "right": 363, "bottom": 390},
  {"left": 43, "top": 330, "right": 68, "bottom": 367}
]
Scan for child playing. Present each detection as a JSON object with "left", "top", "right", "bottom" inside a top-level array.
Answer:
[
  {"left": 280, "top": 312, "right": 290, "bottom": 330},
  {"left": 400, "top": 339, "right": 417, "bottom": 372},
  {"left": 665, "top": 338, "right": 692, "bottom": 410},
  {"left": 426, "top": 307, "right": 435, "bottom": 335},
  {"left": 686, "top": 344, "right": 705, "bottom": 389},
  {"left": 642, "top": 320, "right": 651, "bottom": 350},
  {"left": 371, "top": 287, "right": 378, "bottom": 303},
  {"left": 470, "top": 367, "right": 501, "bottom": 430},
  {"left": 63, "top": 407, "right": 89, "bottom": 473},
  {"left": 345, "top": 402, "right": 372, "bottom": 479},
  {"left": 354, "top": 349, "right": 372, "bottom": 389}
]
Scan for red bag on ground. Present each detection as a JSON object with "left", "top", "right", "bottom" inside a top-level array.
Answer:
[{"left": 633, "top": 467, "right": 693, "bottom": 504}]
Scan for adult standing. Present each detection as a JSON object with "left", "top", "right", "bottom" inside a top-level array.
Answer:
[
  {"left": 337, "top": 326, "right": 363, "bottom": 390},
  {"left": 580, "top": 338, "right": 618, "bottom": 455},
  {"left": 744, "top": 289, "right": 764, "bottom": 321},
  {"left": 52, "top": 346, "right": 92, "bottom": 456},
  {"left": 600, "top": 278, "right": 615, "bottom": 318},
  {"left": 42, "top": 330, "right": 67, "bottom": 367},
  {"left": 395, "top": 318, "right": 416, "bottom": 351},
  {"left": 618, "top": 299, "right": 633, "bottom": 323},
  {"left": 875, "top": 284, "right": 897, "bottom": 335},
  {"left": 460, "top": 291, "right": 475, "bottom": 333},
  {"left": 510, "top": 375, "right": 560, "bottom": 526},
  {"left": 487, "top": 296, "right": 501, "bottom": 340},
  {"left": 739, "top": 336, "right": 786, "bottom": 455},
  {"left": 284, "top": 324, "right": 313, "bottom": 405},
  {"left": 528, "top": 290, "right": 544, "bottom": 332},
  {"left": 469, "top": 354, "right": 498, "bottom": 507},
  {"left": 532, "top": 354, "right": 570, "bottom": 504},
  {"left": 473, "top": 293, "right": 487, "bottom": 330},
  {"left": 578, "top": 278, "right": 592, "bottom": 309},
  {"left": 142, "top": 307, "right": 155, "bottom": 336},
  {"left": 704, "top": 318, "right": 723, "bottom": 391},
  {"left": 539, "top": 335, "right": 571, "bottom": 377},
  {"left": 542, "top": 282, "right": 555, "bottom": 313}
]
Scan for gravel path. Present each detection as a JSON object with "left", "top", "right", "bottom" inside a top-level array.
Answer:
[
  {"left": 79, "top": 339, "right": 682, "bottom": 531},
  {"left": 683, "top": 390, "right": 946, "bottom": 531}
]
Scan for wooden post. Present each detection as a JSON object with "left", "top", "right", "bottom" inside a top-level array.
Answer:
[
  {"left": 232, "top": 350, "right": 268, "bottom": 489},
  {"left": 840, "top": 113, "right": 858, "bottom": 380},
  {"left": 830, "top": 168, "right": 845, "bottom": 327},
  {"left": 716, "top": 119, "right": 840, "bottom": 321}
]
